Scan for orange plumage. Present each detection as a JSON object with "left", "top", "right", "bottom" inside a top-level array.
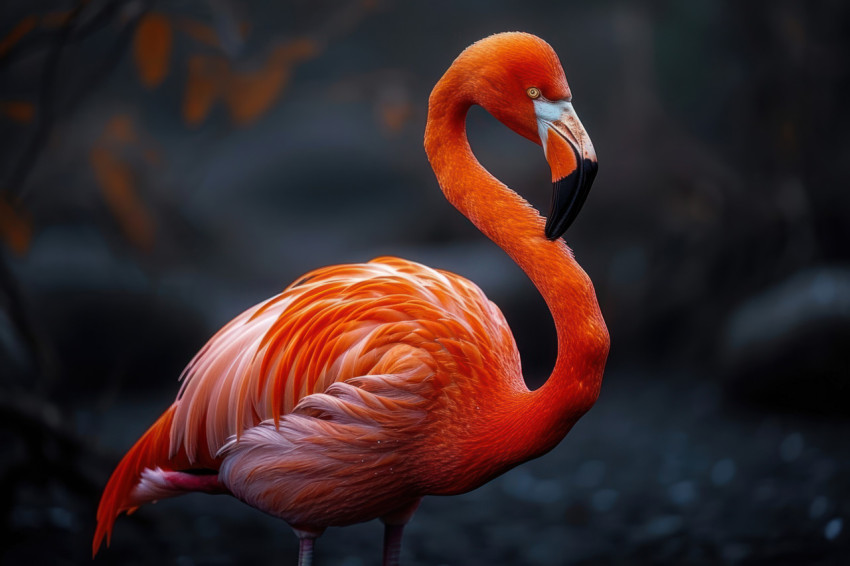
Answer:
[{"left": 94, "top": 32, "right": 609, "bottom": 566}]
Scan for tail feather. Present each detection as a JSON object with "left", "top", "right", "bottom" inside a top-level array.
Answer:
[{"left": 93, "top": 404, "right": 219, "bottom": 557}]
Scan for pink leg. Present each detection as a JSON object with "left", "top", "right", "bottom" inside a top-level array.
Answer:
[
  {"left": 380, "top": 499, "right": 420, "bottom": 566},
  {"left": 382, "top": 523, "right": 405, "bottom": 566},
  {"left": 160, "top": 470, "right": 227, "bottom": 494},
  {"left": 298, "top": 536, "right": 315, "bottom": 566}
]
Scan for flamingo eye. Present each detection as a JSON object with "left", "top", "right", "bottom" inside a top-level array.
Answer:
[{"left": 526, "top": 87, "right": 541, "bottom": 99}]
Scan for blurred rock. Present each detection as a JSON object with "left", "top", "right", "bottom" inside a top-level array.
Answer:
[
  {"left": 640, "top": 515, "right": 684, "bottom": 540},
  {"left": 809, "top": 496, "right": 829, "bottom": 519},
  {"left": 668, "top": 480, "right": 698, "bottom": 506},
  {"left": 825, "top": 517, "right": 843, "bottom": 541},
  {"left": 573, "top": 459, "right": 607, "bottom": 489},
  {"left": 720, "top": 266, "right": 850, "bottom": 414},
  {"left": 710, "top": 458, "right": 736, "bottom": 486},
  {"left": 779, "top": 432, "right": 804, "bottom": 462},
  {"left": 590, "top": 488, "right": 619, "bottom": 512}
]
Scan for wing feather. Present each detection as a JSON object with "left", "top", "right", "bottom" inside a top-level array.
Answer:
[
  {"left": 170, "top": 257, "right": 519, "bottom": 465},
  {"left": 94, "top": 256, "right": 521, "bottom": 553}
]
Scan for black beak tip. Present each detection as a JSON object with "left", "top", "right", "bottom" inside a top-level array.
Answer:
[
  {"left": 545, "top": 158, "right": 598, "bottom": 241},
  {"left": 544, "top": 218, "right": 561, "bottom": 241}
]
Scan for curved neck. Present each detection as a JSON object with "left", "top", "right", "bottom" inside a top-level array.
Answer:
[{"left": 425, "top": 78, "right": 609, "bottom": 453}]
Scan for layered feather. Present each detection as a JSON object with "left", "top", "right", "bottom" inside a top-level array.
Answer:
[{"left": 94, "top": 256, "right": 520, "bottom": 554}]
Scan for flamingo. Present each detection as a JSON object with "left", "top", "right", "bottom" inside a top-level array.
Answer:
[{"left": 93, "top": 32, "right": 609, "bottom": 565}]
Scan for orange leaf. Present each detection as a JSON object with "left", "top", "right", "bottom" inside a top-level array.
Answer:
[
  {"left": 0, "top": 15, "right": 38, "bottom": 59},
  {"left": 178, "top": 18, "right": 220, "bottom": 48},
  {"left": 224, "top": 39, "right": 319, "bottom": 126},
  {"left": 183, "top": 55, "right": 223, "bottom": 126},
  {"left": 0, "top": 197, "right": 32, "bottom": 255},
  {"left": 0, "top": 100, "right": 35, "bottom": 123},
  {"left": 40, "top": 10, "right": 73, "bottom": 29},
  {"left": 239, "top": 21, "right": 252, "bottom": 39},
  {"left": 143, "top": 148, "right": 161, "bottom": 167},
  {"left": 133, "top": 12, "right": 173, "bottom": 89},
  {"left": 273, "top": 38, "right": 320, "bottom": 64},
  {"left": 89, "top": 147, "right": 154, "bottom": 251},
  {"left": 104, "top": 114, "right": 137, "bottom": 144},
  {"left": 178, "top": 18, "right": 251, "bottom": 49},
  {"left": 379, "top": 100, "right": 412, "bottom": 134},
  {"left": 225, "top": 68, "right": 286, "bottom": 126}
]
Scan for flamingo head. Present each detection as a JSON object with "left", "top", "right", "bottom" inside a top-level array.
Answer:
[{"left": 452, "top": 32, "right": 598, "bottom": 239}]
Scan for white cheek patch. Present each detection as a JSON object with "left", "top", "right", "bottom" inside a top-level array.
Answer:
[
  {"left": 533, "top": 98, "right": 569, "bottom": 122},
  {"left": 533, "top": 99, "right": 573, "bottom": 155}
]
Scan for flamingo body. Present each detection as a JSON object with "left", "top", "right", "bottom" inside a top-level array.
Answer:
[{"left": 94, "top": 32, "right": 609, "bottom": 564}]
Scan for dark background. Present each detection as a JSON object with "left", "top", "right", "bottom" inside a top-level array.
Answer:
[{"left": 1, "top": 0, "right": 848, "bottom": 564}]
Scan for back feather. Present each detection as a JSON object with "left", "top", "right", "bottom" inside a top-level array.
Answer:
[{"left": 93, "top": 257, "right": 519, "bottom": 555}]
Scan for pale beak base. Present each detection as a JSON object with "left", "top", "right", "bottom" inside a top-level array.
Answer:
[{"left": 534, "top": 99, "right": 598, "bottom": 240}]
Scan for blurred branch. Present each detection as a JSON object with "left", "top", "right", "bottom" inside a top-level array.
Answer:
[
  {"left": 205, "top": 0, "right": 245, "bottom": 58},
  {"left": 5, "top": 0, "right": 150, "bottom": 203},
  {"left": 0, "top": 1, "right": 126, "bottom": 71},
  {"left": 0, "top": 1, "right": 152, "bottom": 389},
  {"left": 64, "top": 3, "right": 149, "bottom": 111},
  {"left": 310, "top": 0, "right": 379, "bottom": 48},
  {"left": 4, "top": 2, "right": 84, "bottom": 203}
]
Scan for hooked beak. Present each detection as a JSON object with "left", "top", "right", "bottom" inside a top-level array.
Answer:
[{"left": 534, "top": 100, "right": 598, "bottom": 240}]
